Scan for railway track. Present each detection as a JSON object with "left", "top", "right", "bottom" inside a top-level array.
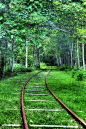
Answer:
[{"left": 21, "top": 70, "right": 86, "bottom": 129}]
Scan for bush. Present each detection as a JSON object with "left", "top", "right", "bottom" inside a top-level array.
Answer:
[
  {"left": 4, "top": 64, "right": 36, "bottom": 77},
  {"left": 76, "top": 70, "right": 83, "bottom": 81},
  {"left": 83, "top": 71, "right": 86, "bottom": 79},
  {"left": 13, "top": 64, "right": 36, "bottom": 73},
  {"left": 72, "top": 67, "right": 84, "bottom": 81},
  {"left": 59, "top": 65, "right": 71, "bottom": 71},
  {"left": 17, "top": 53, "right": 33, "bottom": 67},
  {"left": 71, "top": 67, "right": 78, "bottom": 78},
  {"left": 40, "top": 62, "right": 47, "bottom": 70},
  {"left": 27, "top": 66, "right": 36, "bottom": 72}
]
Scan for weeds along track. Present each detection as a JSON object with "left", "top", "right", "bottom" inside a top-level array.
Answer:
[{"left": 21, "top": 70, "right": 85, "bottom": 129}]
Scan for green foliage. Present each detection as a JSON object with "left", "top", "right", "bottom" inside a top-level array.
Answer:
[
  {"left": 40, "top": 62, "right": 47, "bottom": 69},
  {"left": 4, "top": 63, "right": 36, "bottom": 78},
  {"left": 0, "top": 0, "right": 86, "bottom": 78},
  {"left": 71, "top": 67, "right": 78, "bottom": 77},
  {"left": 76, "top": 70, "right": 83, "bottom": 81},
  {"left": 59, "top": 65, "right": 71, "bottom": 71},
  {"left": 13, "top": 64, "right": 36, "bottom": 72},
  {"left": 17, "top": 52, "right": 33, "bottom": 67},
  {"left": 0, "top": 3, "right": 5, "bottom": 9},
  {"left": 72, "top": 67, "right": 85, "bottom": 81}
]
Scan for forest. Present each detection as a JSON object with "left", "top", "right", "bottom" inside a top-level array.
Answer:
[{"left": 0, "top": 0, "right": 86, "bottom": 79}]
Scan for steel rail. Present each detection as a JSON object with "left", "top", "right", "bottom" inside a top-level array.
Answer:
[
  {"left": 21, "top": 71, "right": 42, "bottom": 129},
  {"left": 45, "top": 70, "right": 86, "bottom": 128}
]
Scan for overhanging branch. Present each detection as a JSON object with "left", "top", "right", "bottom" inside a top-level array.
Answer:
[{"left": 39, "top": 25, "right": 86, "bottom": 39}]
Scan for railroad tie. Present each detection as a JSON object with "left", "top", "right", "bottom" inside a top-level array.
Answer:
[
  {"left": 5, "top": 109, "right": 18, "bottom": 110},
  {"left": 30, "top": 81, "right": 41, "bottom": 82},
  {"left": 14, "top": 89, "right": 45, "bottom": 91},
  {"left": 1, "top": 124, "right": 21, "bottom": 127},
  {"left": 25, "top": 93, "right": 48, "bottom": 96},
  {"left": 25, "top": 89, "right": 45, "bottom": 91},
  {"left": 28, "top": 109, "right": 61, "bottom": 111},
  {"left": 26, "top": 100, "right": 54, "bottom": 102},
  {"left": 14, "top": 89, "right": 21, "bottom": 91},
  {"left": 29, "top": 125, "right": 78, "bottom": 128},
  {"left": 28, "top": 86, "right": 45, "bottom": 87},
  {"left": 29, "top": 83, "right": 42, "bottom": 85},
  {"left": 12, "top": 93, "right": 20, "bottom": 94},
  {"left": 19, "top": 85, "right": 23, "bottom": 86}
]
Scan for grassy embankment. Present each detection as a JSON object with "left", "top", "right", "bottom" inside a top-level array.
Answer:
[{"left": 47, "top": 69, "right": 86, "bottom": 123}]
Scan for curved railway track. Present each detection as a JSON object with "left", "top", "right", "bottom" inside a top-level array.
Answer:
[{"left": 21, "top": 70, "right": 86, "bottom": 129}]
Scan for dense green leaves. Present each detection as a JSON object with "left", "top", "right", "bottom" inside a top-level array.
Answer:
[{"left": 0, "top": 0, "right": 86, "bottom": 78}]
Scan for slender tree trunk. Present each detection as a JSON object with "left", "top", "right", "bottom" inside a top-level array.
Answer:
[
  {"left": 77, "top": 37, "right": 80, "bottom": 69},
  {"left": 9, "top": 57, "right": 11, "bottom": 71},
  {"left": 0, "top": 42, "right": 4, "bottom": 78},
  {"left": 1, "top": 57, "right": 4, "bottom": 77},
  {"left": 5, "top": 40, "right": 8, "bottom": 70},
  {"left": 36, "top": 45, "right": 40, "bottom": 68},
  {"left": 0, "top": 54, "right": 4, "bottom": 78},
  {"left": 82, "top": 21, "right": 85, "bottom": 70},
  {"left": 25, "top": 37, "right": 28, "bottom": 68},
  {"left": 70, "top": 40, "right": 73, "bottom": 68},
  {"left": 82, "top": 43, "right": 85, "bottom": 70},
  {"left": 59, "top": 57, "right": 61, "bottom": 66},
  {"left": 11, "top": 38, "right": 14, "bottom": 72},
  {"left": 32, "top": 44, "right": 35, "bottom": 66},
  {"left": 12, "top": 56, "right": 14, "bottom": 72},
  {"left": 68, "top": 51, "right": 70, "bottom": 66}
]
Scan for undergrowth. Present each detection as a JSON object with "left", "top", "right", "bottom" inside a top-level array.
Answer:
[
  {"left": 71, "top": 67, "right": 86, "bottom": 81},
  {"left": 4, "top": 63, "right": 36, "bottom": 78}
]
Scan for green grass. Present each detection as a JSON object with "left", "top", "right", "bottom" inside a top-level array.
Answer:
[
  {"left": 47, "top": 70, "right": 86, "bottom": 123},
  {"left": 24, "top": 71, "right": 83, "bottom": 128},
  {"left": 0, "top": 68, "right": 85, "bottom": 128},
  {"left": 0, "top": 70, "right": 39, "bottom": 129}
]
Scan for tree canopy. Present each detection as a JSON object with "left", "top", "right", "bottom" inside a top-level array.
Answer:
[{"left": 0, "top": 0, "right": 86, "bottom": 78}]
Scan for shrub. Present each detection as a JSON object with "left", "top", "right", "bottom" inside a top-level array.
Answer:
[
  {"left": 76, "top": 70, "right": 83, "bottom": 81},
  {"left": 40, "top": 62, "right": 47, "bottom": 70},
  {"left": 27, "top": 66, "right": 36, "bottom": 72},
  {"left": 83, "top": 71, "right": 86, "bottom": 79},
  {"left": 59, "top": 65, "right": 71, "bottom": 71},
  {"left": 4, "top": 64, "right": 36, "bottom": 78},
  {"left": 71, "top": 67, "right": 78, "bottom": 78},
  {"left": 72, "top": 67, "right": 84, "bottom": 81}
]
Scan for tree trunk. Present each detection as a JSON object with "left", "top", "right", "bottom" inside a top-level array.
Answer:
[
  {"left": 59, "top": 57, "right": 61, "bottom": 66},
  {"left": 77, "top": 37, "right": 80, "bottom": 69},
  {"left": 36, "top": 45, "right": 40, "bottom": 68},
  {"left": 25, "top": 37, "right": 28, "bottom": 68},
  {"left": 32, "top": 44, "right": 35, "bottom": 66},
  {"left": 68, "top": 51, "right": 70, "bottom": 66},
  {"left": 11, "top": 37, "right": 14, "bottom": 72},
  {"left": 9, "top": 57, "right": 11, "bottom": 71},
  {"left": 0, "top": 51, "right": 4, "bottom": 78},
  {"left": 5, "top": 40, "right": 8, "bottom": 70},
  {"left": 70, "top": 40, "right": 73, "bottom": 69},
  {"left": 12, "top": 56, "right": 14, "bottom": 72},
  {"left": 82, "top": 42, "right": 85, "bottom": 70},
  {"left": 0, "top": 41, "right": 5, "bottom": 78},
  {"left": 82, "top": 21, "right": 85, "bottom": 70},
  {"left": 0, "top": 55, "right": 4, "bottom": 78}
]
